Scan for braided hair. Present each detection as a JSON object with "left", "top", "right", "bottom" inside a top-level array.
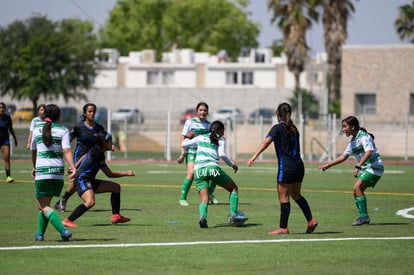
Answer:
[{"left": 276, "top": 102, "right": 297, "bottom": 137}]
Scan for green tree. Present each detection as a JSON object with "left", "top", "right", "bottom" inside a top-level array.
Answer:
[
  {"left": 322, "top": 0, "right": 357, "bottom": 115},
  {"left": 267, "top": 0, "right": 320, "bottom": 120},
  {"left": 0, "top": 15, "right": 98, "bottom": 113},
  {"left": 289, "top": 89, "right": 319, "bottom": 120},
  {"left": 395, "top": 0, "right": 414, "bottom": 43},
  {"left": 99, "top": 0, "right": 259, "bottom": 60}
]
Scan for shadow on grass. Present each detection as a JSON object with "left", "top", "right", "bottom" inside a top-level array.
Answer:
[
  {"left": 69, "top": 238, "right": 118, "bottom": 242},
  {"left": 88, "top": 208, "right": 142, "bottom": 213},
  {"left": 369, "top": 222, "right": 409, "bottom": 226},
  {"left": 213, "top": 222, "right": 262, "bottom": 228},
  {"left": 92, "top": 223, "right": 146, "bottom": 227},
  {"left": 211, "top": 202, "right": 251, "bottom": 206}
]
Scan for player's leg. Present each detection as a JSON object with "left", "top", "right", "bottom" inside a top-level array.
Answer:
[
  {"left": 179, "top": 155, "right": 195, "bottom": 206},
  {"left": 291, "top": 182, "right": 318, "bottom": 233}
]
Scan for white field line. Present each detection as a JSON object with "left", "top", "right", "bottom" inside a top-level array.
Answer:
[{"left": 1, "top": 237, "right": 414, "bottom": 251}]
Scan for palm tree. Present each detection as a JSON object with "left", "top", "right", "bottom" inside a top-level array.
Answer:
[
  {"left": 395, "top": 0, "right": 414, "bottom": 43},
  {"left": 322, "top": 0, "right": 357, "bottom": 113},
  {"left": 267, "top": 0, "right": 319, "bottom": 120}
]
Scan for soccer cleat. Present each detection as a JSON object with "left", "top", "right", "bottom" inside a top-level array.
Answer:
[
  {"left": 62, "top": 219, "right": 78, "bottom": 228},
  {"left": 208, "top": 194, "right": 219, "bottom": 204},
  {"left": 306, "top": 218, "right": 318, "bottom": 233},
  {"left": 54, "top": 198, "right": 67, "bottom": 212},
  {"left": 179, "top": 199, "right": 189, "bottom": 206},
  {"left": 34, "top": 233, "right": 44, "bottom": 242},
  {"left": 61, "top": 229, "right": 72, "bottom": 242},
  {"left": 268, "top": 227, "right": 289, "bottom": 235},
  {"left": 6, "top": 176, "right": 14, "bottom": 183},
  {"left": 352, "top": 216, "right": 370, "bottom": 226},
  {"left": 111, "top": 214, "right": 131, "bottom": 224},
  {"left": 199, "top": 218, "right": 208, "bottom": 228}
]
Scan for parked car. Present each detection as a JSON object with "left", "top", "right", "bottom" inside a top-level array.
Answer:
[
  {"left": 212, "top": 107, "right": 244, "bottom": 124},
  {"left": 60, "top": 106, "right": 78, "bottom": 129},
  {"left": 248, "top": 108, "right": 276, "bottom": 124},
  {"left": 179, "top": 108, "right": 197, "bottom": 124},
  {"left": 6, "top": 104, "right": 16, "bottom": 116},
  {"left": 111, "top": 107, "right": 144, "bottom": 124},
  {"left": 12, "top": 105, "right": 34, "bottom": 122}
]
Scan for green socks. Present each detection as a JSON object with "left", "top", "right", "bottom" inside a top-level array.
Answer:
[
  {"left": 199, "top": 202, "right": 208, "bottom": 219},
  {"left": 44, "top": 208, "right": 65, "bottom": 233},
  {"left": 37, "top": 210, "right": 49, "bottom": 235},
  {"left": 180, "top": 178, "right": 193, "bottom": 200},
  {"left": 355, "top": 195, "right": 369, "bottom": 218},
  {"left": 229, "top": 192, "right": 239, "bottom": 216}
]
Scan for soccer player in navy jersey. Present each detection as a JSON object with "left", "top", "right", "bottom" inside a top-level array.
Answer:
[
  {"left": 54, "top": 103, "right": 106, "bottom": 211},
  {"left": 247, "top": 103, "right": 317, "bottom": 234},
  {"left": 0, "top": 102, "right": 18, "bottom": 183},
  {"left": 62, "top": 131, "right": 133, "bottom": 227}
]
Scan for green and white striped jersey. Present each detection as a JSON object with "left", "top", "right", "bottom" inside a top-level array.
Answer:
[
  {"left": 344, "top": 130, "right": 384, "bottom": 176},
  {"left": 29, "top": 116, "right": 43, "bottom": 131},
  {"left": 181, "top": 118, "right": 210, "bottom": 154},
  {"left": 182, "top": 133, "right": 234, "bottom": 169},
  {"left": 31, "top": 121, "right": 71, "bottom": 181}
]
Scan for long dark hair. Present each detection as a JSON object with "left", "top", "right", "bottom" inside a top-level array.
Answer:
[
  {"left": 276, "top": 102, "right": 297, "bottom": 136},
  {"left": 42, "top": 104, "right": 61, "bottom": 147},
  {"left": 342, "top": 116, "right": 375, "bottom": 140},
  {"left": 209, "top": 120, "right": 224, "bottom": 146}
]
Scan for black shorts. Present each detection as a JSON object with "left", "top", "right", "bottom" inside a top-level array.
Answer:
[
  {"left": 75, "top": 179, "right": 103, "bottom": 196},
  {"left": 277, "top": 163, "right": 305, "bottom": 183},
  {"left": 0, "top": 137, "right": 10, "bottom": 146}
]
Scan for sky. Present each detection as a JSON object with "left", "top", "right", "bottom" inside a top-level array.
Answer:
[{"left": 0, "top": 0, "right": 410, "bottom": 54}]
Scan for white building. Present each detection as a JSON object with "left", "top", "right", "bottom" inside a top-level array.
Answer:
[{"left": 94, "top": 48, "right": 328, "bottom": 92}]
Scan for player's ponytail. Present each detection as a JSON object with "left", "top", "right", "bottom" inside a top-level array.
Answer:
[
  {"left": 209, "top": 120, "right": 225, "bottom": 146},
  {"left": 276, "top": 102, "right": 297, "bottom": 136},
  {"left": 42, "top": 104, "right": 60, "bottom": 147}
]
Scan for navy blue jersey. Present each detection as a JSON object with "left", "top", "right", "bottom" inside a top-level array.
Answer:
[
  {"left": 0, "top": 114, "right": 12, "bottom": 141},
  {"left": 267, "top": 122, "right": 304, "bottom": 183},
  {"left": 70, "top": 121, "right": 105, "bottom": 162},
  {"left": 75, "top": 149, "right": 107, "bottom": 188}
]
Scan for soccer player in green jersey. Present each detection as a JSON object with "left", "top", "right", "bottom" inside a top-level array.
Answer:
[
  {"left": 319, "top": 116, "right": 384, "bottom": 226},
  {"left": 26, "top": 104, "right": 46, "bottom": 150},
  {"left": 177, "top": 102, "right": 217, "bottom": 206},
  {"left": 182, "top": 120, "right": 246, "bottom": 228},
  {"left": 31, "top": 104, "right": 77, "bottom": 241}
]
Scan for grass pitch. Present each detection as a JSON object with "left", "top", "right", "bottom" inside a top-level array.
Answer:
[{"left": 1, "top": 161, "right": 413, "bottom": 274}]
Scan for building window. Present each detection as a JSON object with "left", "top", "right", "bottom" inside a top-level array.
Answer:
[
  {"left": 355, "top": 94, "right": 376, "bottom": 115},
  {"left": 162, "top": 71, "right": 174, "bottom": 85},
  {"left": 147, "top": 71, "right": 175, "bottom": 85},
  {"left": 147, "top": 71, "right": 159, "bottom": 85},
  {"left": 226, "top": 72, "right": 238, "bottom": 85},
  {"left": 226, "top": 71, "right": 254, "bottom": 85},
  {"left": 410, "top": 93, "right": 414, "bottom": 115},
  {"left": 242, "top": 72, "right": 253, "bottom": 85}
]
